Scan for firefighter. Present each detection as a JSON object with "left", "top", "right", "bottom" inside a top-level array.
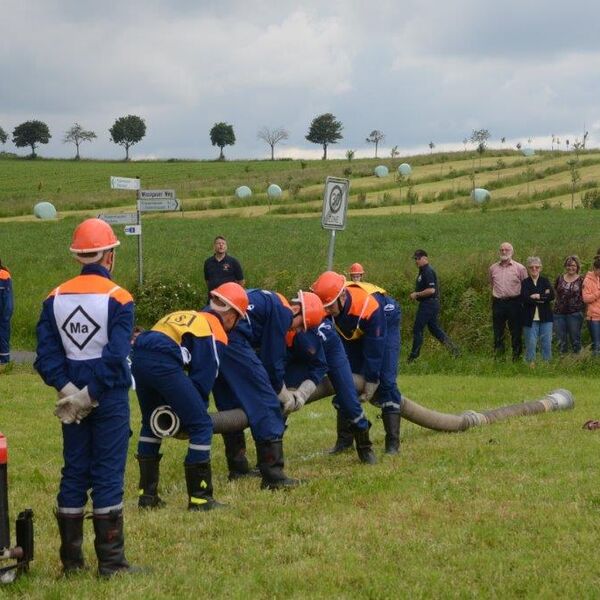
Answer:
[
  {"left": 35, "top": 218, "right": 137, "bottom": 577},
  {"left": 347, "top": 262, "right": 365, "bottom": 283},
  {"left": 284, "top": 311, "right": 377, "bottom": 464},
  {"left": 132, "top": 282, "right": 248, "bottom": 511},
  {"left": 213, "top": 289, "right": 326, "bottom": 488},
  {"left": 311, "top": 271, "right": 403, "bottom": 455},
  {"left": 0, "top": 259, "right": 13, "bottom": 366}
]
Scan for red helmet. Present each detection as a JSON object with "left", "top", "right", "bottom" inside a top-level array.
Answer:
[
  {"left": 210, "top": 282, "right": 248, "bottom": 318},
  {"left": 70, "top": 218, "right": 120, "bottom": 263},
  {"left": 294, "top": 290, "right": 326, "bottom": 330},
  {"left": 348, "top": 262, "right": 364, "bottom": 275},
  {"left": 310, "top": 271, "right": 346, "bottom": 307}
]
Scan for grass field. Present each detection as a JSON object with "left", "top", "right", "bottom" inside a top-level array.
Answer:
[{"left": 1, "top": 368, "right": 599, "bottom": 597}]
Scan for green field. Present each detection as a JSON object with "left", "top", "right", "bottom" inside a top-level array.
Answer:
[
  {"left": 1, "top": 149, "right": 599, "bottom": 218},
  {"left": 1, "top": 369, "right": 599, "bottom": 597}
]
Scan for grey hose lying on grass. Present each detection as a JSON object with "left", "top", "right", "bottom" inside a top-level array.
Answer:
[{"left": 202, "top": 375, "right": 574, "bottom": 435}]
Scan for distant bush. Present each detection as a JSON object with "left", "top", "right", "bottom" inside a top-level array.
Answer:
[{"left": 582, "top": 189, "right": 600, "bottom": 209}]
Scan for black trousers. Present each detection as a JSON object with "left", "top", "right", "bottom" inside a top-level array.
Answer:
[{"left": 492, "top": 297, "right": 522, "bottom": 360}]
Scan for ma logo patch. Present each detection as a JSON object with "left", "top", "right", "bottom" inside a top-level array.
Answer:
[{"left": 61, "top": 306, "right": 101, "bottom": 350}]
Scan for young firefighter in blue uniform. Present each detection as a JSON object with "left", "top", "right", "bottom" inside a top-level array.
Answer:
[
  {"left": 311, "top": 271, "right": 403, "bottom": 455},
  {"left": 131, "top": 282, "right": 248, "bottom": 511},
  {"left": 35, "top": 218, "right": 137, "bottom": 578},
  {"left": 0, "top": 259, "right": 13, "bottom": 365},
  {"left": 213, "top": 289, "right": 326, "bottom": 488},
  {"left": 284, "top": 311, "right": 377, "bottom": 464}
]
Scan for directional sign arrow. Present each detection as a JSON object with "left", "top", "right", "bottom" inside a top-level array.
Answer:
[{"left": 138, "top": 198, "right": 181, "bottom": 212}]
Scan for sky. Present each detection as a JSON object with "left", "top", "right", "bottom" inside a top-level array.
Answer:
[{"left": 1, "top": 0, "right": 599, "bottom": 161}]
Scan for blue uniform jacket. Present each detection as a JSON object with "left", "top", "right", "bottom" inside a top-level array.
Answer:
[
  {"left": 235, "top": 289, "right": 293, "bottom": 394},
  {"left": 0, "top": 268, "right": 13, "bottom": 319},
  {"left": 285, "top": 329, "right": 328, "bottom": 387},
  {"left": 35, "top": 264, "right": 134, "bottom": 401},
  {"left": 334, "top": 288, "right": 387, "bottom": 383}
]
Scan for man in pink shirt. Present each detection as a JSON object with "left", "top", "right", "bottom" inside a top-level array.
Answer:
[{"left": 489, "top": 242, "right": 528, "bottom": 360}]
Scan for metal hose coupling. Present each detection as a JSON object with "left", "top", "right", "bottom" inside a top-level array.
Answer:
[
  {"left": 150, "top": 405, "right": 181, "bottom": 438},
  {"left": 539, "top": 389, "right": 575, "bottom": 412}
]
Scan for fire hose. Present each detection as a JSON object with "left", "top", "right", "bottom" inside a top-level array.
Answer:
[{"left": 149, "top": 375, "right": 574, "bottom": 438}]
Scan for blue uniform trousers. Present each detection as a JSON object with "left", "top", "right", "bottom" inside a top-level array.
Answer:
[
  {"left": 213, "top": 331, "right": 285, "bottom": 442},
  {"left": 409, "top": 299, "right": 447, "bottom": 359},
  {"left": 59, "top": 390, "right": 130, "bottom": 512},
  {"left": 343, "top": 303, "right": 402, "bottom": 416},
  {"left": 132, "top": 349, "right": 213, "bottom": 463},
  {"left": 0, "top": 317, "right": 9, "bottom": 363}
]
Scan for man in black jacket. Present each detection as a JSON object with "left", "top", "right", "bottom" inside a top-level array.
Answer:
[
  {"left": 407, "top": 250, "right": 459, "bottom": 362},
  {"left": 203, "top": 236, "right": 245, "bottom": 299}
]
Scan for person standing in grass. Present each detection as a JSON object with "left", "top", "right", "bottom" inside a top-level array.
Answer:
[
  {"left": 35, "top": 218, "right": 138, "bottom": 577},
  {"left": 346, "top": 262, "right": 365, "bottom": 283},
  {"left": 0, "top": 258, "right": 13, "bottom": 366},
  {"left": 553, "top": 255, "right": 584, "bottom": 354},
  {"left": 489, "top": 242, "right": 528, "bottom": 360},
  {"left": 407, "top": 249, "right": 459, "bottom": 362},
  {"left": 582, "top": 255, "right": 600, "bottom": 356},
  {"left": 520, "top": 256, "right": 555, "bottom": 365},
  {"left": 203, "top": 236, "right": 245, "bottom": 299}
]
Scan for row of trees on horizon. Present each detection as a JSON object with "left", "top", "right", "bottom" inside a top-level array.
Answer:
[{"left": 0, "top": 113, "right": 592, "bottom": 162}]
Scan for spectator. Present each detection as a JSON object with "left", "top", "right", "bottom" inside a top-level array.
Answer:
[
  {"left": 553, "top": 255, "right": 584, "bottom": 354},
  {"left": 489, "top": 242, "right": 528, "bottom": 360},
  {"left": 203, "top": 236, "right": 245, "bottom": 297},
  {"left": 582, "top": 255, "right": 600, "bottom": 356},
  {"left": 0, "top": 258, "right": 13, "bottom": 366},
  {"left": 407, "top": 250, "right": 459, "bottom": 362},
  {"left": 520, "top": 256, "right": 555, "bottom": 365}
]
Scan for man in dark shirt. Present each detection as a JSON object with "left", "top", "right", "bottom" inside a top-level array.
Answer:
[
  {"left": 203, "top": 236, "right": 245, "bottom": 297},
  {"left": 407, "top": 249, "right": 459, "bottom": 362}
]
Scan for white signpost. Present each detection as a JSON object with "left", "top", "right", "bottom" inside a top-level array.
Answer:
[
  {"left": 109, "top": 179, "right": 182, "bottom": 285},
  {"left": 110, "top": 176, "right": 141, "bottom": 191},
  {"left": 98, "top": 212, "right": 139, "bottom": 226},
  {"left": 321, "top": 176, "right": 350, "bottom": 270}
]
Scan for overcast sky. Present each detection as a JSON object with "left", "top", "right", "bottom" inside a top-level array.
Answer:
[{"left": 1, "top": 0, "right": 599, "bottom": 160}]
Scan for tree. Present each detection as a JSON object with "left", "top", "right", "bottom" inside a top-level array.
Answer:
[
  {"left": 345, "top": 149, "right": 355, "bottom": 162},
  {"left": 12, "top": 120, "right": 51, "bottom": 158},
  {"left": 428, "top": 141, "right": 435, "bottom": 153},
  {"left": 63, "top": 123, "right": 97, "bottom": 160},
  {"left": 109, "top": 115, "right": 146, "bottom": 160},
  {"left": 390, "top": 145, "right": 400, "bottom": 158},
  {"left": 257, "top": 126, "right": 289, "bottom": 161},
  {"left": 568, "top": 159, "right": 581, "bottom": 209},
  {"left": 470, "top": 129, "right": 491, "bottom": 167},
  {"left": 210, "top": 122, "right": 235, "bottom": 160},
  {"left": 305, "top": 113, "right": 343, "bottom": 160},
  {"left": 0, "top": 126, "right": 7, "bottom": 145},
  {"left": 365, "top": 130, "right": 385, "bottom": 158}
]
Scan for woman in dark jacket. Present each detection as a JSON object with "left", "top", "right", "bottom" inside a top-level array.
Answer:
[
  {"left": 0, "top": 258, "right": 13, "bottom": 365},
  {"left": 520, "top": 256, "right": 555, "bottom": 364},
  {"left": 553, "top": 255, "right": 584, "bottom": 354}
]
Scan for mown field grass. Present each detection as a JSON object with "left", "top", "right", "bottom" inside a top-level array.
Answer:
[
  {"left": 1, "top": 368, "right": 599, "bottom": 598},
  {"left": 2, "top": 150, "right": 599, "bottom": 218}
]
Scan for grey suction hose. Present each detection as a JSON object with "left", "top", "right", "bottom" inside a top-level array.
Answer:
[{"left": 153, "top": 376, "right": 574, "bottom": 437}]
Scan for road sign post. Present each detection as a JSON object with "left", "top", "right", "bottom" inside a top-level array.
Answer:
[{"left": 321, "top": 177, "right": 350, "bottom": 270}]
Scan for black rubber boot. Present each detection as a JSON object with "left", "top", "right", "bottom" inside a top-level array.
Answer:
[
  {"left": 223, "top": 432, "right": 260, "bottom": 481},
  {"left": 56, "top": 510, "right": 85, "bottom": 575},
  {"left": 382, "top": 413, "right": 401, "bottom": 455},
  {"left": 136, "top": 454, "right": 166, "bottom": 509},
  {"left": 328, "top": 411, "right": 354, "bottom": 454},
  {"left": 353, "top": 422, "right": 377, "bottom": 464},
  {"left": 93, "top": 510, "right": 138, "bottom": 578},
  {"left": 184, "top": 462, "right": 226, "bottom": 511},
  {"left": 256, "top": 439, "right": 302, "bottom": 490}
]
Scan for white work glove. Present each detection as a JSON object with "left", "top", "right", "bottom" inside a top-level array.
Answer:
[
  {"left": 57, "top": 382, "right": 80, "bottom": 399},
  {"left": 359, "top": 380, "right": 380, "bottom": 405},
  {"left": 277, "top": 384, "right": 295, "bottom": 407},
  {"left": 54, "top": 386, "right": 98, "bottom": 425},
  {"left": 282, "top": 380, "right": 316, "bottom": 415}
]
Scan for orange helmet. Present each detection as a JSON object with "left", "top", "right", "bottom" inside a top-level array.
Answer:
[
  {"left": 70, "top": 218, "right": 120, "bottom": 263},
  {"left": 310, "top": 271, "right": 346, "bottom": 307},
  {"left": 210, "top": 282, "right": 248, "bottom": 318},
  {"left": 294, "top": 290, "right": 326, "bottom": 330},
  {"left": 348, "top": 262, "right": 364, "bottom": 275}
]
